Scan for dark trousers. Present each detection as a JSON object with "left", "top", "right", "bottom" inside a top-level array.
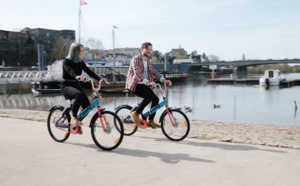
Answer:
[
  {"left": 133, "top": 84, "right": 159, "bottom": 121},
  {"left": 61, "top": 83, "right": 90, "bottom": 117}
]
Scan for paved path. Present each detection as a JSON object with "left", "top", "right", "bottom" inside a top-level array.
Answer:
[{"left": 1, "top": 117, "right": 300, "bottom": 186}]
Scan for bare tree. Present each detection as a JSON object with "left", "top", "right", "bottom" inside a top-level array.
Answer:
[
  {"left": 84, "top": 37, "right": 103, "bottom": 50},
  {"left": 51, "top": 36, "right": 72, "bottom": 60},
  {"left": 84, "top": 38, "right": 104, "bottom": 60},
  {"left": 207, "top": 55, "right": 219, "bottom": 62}
]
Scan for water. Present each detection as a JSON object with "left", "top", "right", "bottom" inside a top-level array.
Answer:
[{"left": 0, "top": 73, "right": 299, "bottom": 126}]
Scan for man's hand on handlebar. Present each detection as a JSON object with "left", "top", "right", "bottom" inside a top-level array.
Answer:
[
  {"left": 146, "top": 81, "right": 156, "bottom": 88},
  {"left": 162, "top": 79, "right": 172, "bottom": 86}
]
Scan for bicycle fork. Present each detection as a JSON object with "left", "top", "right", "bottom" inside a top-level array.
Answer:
[
  {"left": 165, "top": 106, "right": 178, "bottom": 128},
  {"left": 96, "top": 106, "right": 111, "bottom": 133}
]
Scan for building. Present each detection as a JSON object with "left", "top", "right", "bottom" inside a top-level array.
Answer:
[
  {"left": 24, "top": 27, "right": 75, "bottom": 51},
  {"left": 105, "top": 53, "right": 132, "bottom": 66},
  {"left": 0, "top": 27, "right": 75, "bottom": 67},
  {"left": 85, "top": 48, "right": 140, "bottom": 65},
  {"left": 167, "top": 48, "right": 188, "bottom": 58}
]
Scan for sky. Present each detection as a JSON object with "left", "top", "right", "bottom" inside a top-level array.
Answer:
[{"left": 1, "top": 0, "right": 300, "bottom": 61}]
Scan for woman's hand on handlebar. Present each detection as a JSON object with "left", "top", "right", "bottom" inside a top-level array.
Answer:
[
  {"left": 162, "top": 79, "right": 172, "bottom": 86},
  {"left": 101, "top": 78, "right": 109, "bottom": 84},
  {"left": 93, "top": 80, "right": 99, "bottom": 87}
]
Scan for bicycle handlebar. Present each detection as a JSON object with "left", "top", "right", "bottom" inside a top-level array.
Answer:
[
  {"left": 84, "top": 77, "right": 110, "bottom": 91},
  {"left": 155, "top": 82, "right": 168, "bottom": 96}
]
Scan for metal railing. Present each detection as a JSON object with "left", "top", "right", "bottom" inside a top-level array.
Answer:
[
  {"left": 0, "top": 66, "right": 129, "bottom": 84},
  {"left": 0, "top": 71, "right": 62, "bottom": 84}
]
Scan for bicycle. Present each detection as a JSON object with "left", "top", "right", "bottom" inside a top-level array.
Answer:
[
  {"left": 115, "top": 82, "right": 190, "bottom": 141},
  {"left": 47, "top": 78, "right": 124, "bottom": 151}
]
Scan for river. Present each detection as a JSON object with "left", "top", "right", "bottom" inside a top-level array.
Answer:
[{"left": 0, "top": 73, "right": 299, "bottom": 126}]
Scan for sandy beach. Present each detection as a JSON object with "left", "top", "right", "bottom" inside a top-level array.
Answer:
[{"left": 1, "top": 108, "right": 299, "bottom": 150}]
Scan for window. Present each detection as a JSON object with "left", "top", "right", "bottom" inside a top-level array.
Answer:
[{"left": 269, "top": 71, "right": 273, "bottom": 78}]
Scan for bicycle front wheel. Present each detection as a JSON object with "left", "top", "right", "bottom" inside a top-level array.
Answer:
[
  {"left": 161, "top": 109, "right": 190, "bottom": 141},
  {"left": 115, "top": 105, "right": 138, "bottom": 136},
  {"left": 91, "top": 111, "right": 124, "bottom": 151},
  {"left": 47, "top": 107, "right": 70, "bottom": 142}
]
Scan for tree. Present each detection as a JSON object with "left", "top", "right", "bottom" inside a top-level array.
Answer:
[
  {"left": 207, "top": 55, "right": 219, "bottom": 62},
  {"left": 151, "top": 56, "right": 158, "bottom": 64},
  {"left": 84, "top": 38, "right": 103, "bottom": 50},
  {"left": 152, "top": 50, "right": 163, "bottom": 63},
  {"left": 51, "top": 36, "right": 72, "bottom": 60},
  {"left": 192, "top": 50, "right": 198, "bottom": 56},
  {"left": 168, "top": 56, "right": 176, "bottom": 64},
  {"left": 84, "top": 38, "right": 104, "bottom": 60}
]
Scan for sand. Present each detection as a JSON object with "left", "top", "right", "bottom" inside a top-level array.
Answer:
[{"left": 0, "top": 108, "right": 299, "bottom": 150}]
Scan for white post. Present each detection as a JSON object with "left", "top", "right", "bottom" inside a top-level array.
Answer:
[
  {"left": 164, "top": 53, "right": 167, "bottom": 71},
  {"left": 78, "top": 0, "right": 81, "bottom": 43},
  {"left": 112, "top": 28, "right": 116, "bottom": 82}
]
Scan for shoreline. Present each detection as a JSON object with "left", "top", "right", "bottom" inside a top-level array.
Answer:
[{"left": 1, "top": 108, "right": 299, "bottom": 150}]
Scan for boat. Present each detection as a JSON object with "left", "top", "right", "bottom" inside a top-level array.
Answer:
[
  {"left": 159, "top": 71, "right": 188, "bottom": 82},
  {"left": 259, "top": 70, "right": 285, "bottom": 86},
  {"left": 99, "top": 88, "right": 128, "bottom": 95}
]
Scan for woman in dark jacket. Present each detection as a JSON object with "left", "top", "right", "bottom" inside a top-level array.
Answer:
[{"left": 61, "top": 42, "right": 105, "bottom": 134}]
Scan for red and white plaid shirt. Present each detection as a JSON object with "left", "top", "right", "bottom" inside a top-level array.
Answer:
[{"left": 126, "top": 53, "right": 162, "bottom": 92}]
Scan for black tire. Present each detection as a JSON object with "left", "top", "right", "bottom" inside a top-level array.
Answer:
[
  {"left": 115, "top": 105, "right": 138, "bottom": 136},
  {"left": 91, "top": 111, "right": 124, "bottom": 151},
  {"left": 160, "top": 109, "right": 190, "bottom": 141},
  {"left": 47, "top": 107, "right": 70, "bottom": 142}
]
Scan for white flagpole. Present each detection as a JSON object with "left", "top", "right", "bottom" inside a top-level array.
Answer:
[
  {"left": 79, "top": 0, "right": 81, "bottom": 43},
  {"left": 112, "top": 27, "right": 115, "bottom": 82}
]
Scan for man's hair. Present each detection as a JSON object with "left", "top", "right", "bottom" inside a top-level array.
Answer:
[{"left": 141, "top": 42, "right": 152, "bottom": 49}]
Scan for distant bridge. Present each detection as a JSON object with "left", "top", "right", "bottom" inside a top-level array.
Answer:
[{"left": 191, "top": 59, "right": 300, "bottom": 67}]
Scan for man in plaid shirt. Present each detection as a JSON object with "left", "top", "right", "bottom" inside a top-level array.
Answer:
[{"left": 126, "top": 42, "right": 172, "bottom": 128}]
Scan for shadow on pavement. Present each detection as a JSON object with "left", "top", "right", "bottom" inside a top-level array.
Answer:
[
  {"left": 63, "top": 141, "right": 215, "bottom": 164},
  {"left": 136, "top": 136, "right": 287, "bottom": 153},
  {"left": 114, "top": 148, "right": 215, "bottom": 164}
]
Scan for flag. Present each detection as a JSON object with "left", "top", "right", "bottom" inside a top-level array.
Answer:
[
  {"left": 113, "top": 25, "right": 118, "bottom": 29},
  {"left": 80, "top": 0, "right": 87, "bottom": 6}
]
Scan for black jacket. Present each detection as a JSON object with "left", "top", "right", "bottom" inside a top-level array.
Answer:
[{"left": 62, "top": 59, "right": 101, "bottom": 81}]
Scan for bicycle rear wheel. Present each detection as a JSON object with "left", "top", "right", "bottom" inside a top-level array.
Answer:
[
  {"left": 115, "top": 105, "right": 138, "bottom": 136},
  {"left": 47, "top": 107, "right": 70, "bottom": 142},
  {"left": 91, "top": 111, "right": 124, "bottom": 151},
  {"left": 160, "top": 109, "right": 190, "bottom": 141}
]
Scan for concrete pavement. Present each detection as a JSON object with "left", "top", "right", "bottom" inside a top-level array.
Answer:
[{"left": 0, "top": 117, "right": 300, "bottom": 186}]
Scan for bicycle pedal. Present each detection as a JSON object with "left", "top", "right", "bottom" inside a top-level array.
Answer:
[
  {"left": 138, "top": 120, "right": 147, "bottom": 129},
  {"left": 70, "top": 125, "right": 79, "bottom": 134}
]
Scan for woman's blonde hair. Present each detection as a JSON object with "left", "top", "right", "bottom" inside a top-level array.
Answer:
[{"left": 66, "top": 43, "right": 84, "bottom": 63}]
